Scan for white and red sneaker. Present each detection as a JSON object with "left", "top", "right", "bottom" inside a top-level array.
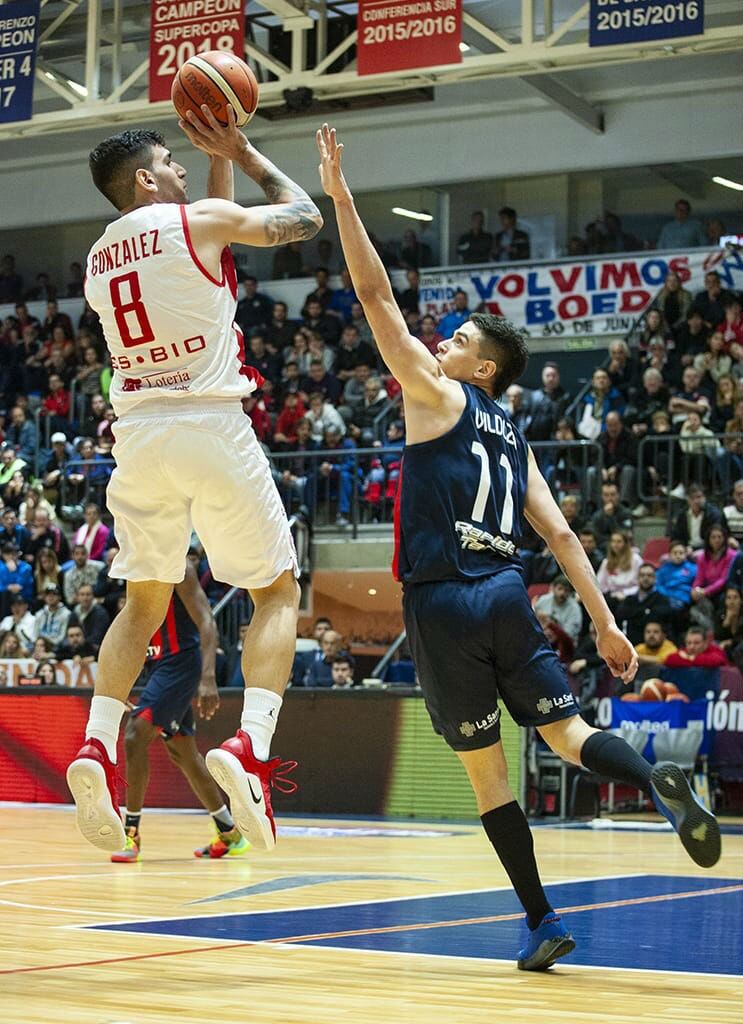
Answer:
[
  {"left": 66, "top": 738, "right": 126, "bottom": 852},
  {"left": 205, "top": 731, "right": 297, "bottom": 851}
]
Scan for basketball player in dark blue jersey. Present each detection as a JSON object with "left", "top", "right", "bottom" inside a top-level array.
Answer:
[
  {"left": 317, "top": 124, "right": 720, "bottom": 971},
  {"left": 110, "top": 563, "right": 248, "bottom": 862}
]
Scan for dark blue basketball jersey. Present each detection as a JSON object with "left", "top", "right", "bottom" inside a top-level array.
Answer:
[
  {"left": 146, "top": 592, "right": 199, "bottom": 662},
  {"left": 394, "top": 383, "right": 529, "bottom": 584}
]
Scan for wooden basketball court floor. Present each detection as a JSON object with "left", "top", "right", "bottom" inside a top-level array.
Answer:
[{"left": 1, "top": 805, "right": 741, "bottom": 1024}]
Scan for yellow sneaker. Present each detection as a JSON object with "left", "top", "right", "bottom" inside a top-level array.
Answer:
[
  {"left": 110, "top": 828, "right": 141, "bottom": 863},
  {"left": 194, "top": 826, "right": 250, "bottom": 859}
]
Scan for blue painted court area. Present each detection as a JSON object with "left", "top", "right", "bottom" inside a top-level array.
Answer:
[{"left": 91, "top": 875, "right": 743, "bottom": 975}]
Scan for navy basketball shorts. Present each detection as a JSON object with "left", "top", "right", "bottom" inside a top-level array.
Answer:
[
  {"left": 403, "top": 568, "right": 580, "bottom": 751},
  {"left": 130, "top": 648, "right": 202, "bottom": 739}
]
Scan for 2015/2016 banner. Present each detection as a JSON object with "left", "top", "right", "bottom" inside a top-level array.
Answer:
[
  {"left": 589, "top": 0, "right": 704, "bottom": 47},
  {"left": 149, "top": 0, "right": 245, "bottom": 103},
  {"left": 0, "top": 0, "right": 40, "bottom": 124},
  {"left": 357, "top": 0, "right": 461, "bottom": 76}
]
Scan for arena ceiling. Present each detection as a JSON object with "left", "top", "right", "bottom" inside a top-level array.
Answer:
[{"left": 1, "top": 0, "right": 741, "bottom": 141}]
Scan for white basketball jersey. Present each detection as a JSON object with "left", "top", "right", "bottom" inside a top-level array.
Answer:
[{"left": 85, "top": 203, "right": 255, "bottom": 417}]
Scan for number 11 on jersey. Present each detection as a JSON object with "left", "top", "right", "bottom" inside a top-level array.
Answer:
[{"left": 471, "top": 441, "right": 514, "bottom": 534}]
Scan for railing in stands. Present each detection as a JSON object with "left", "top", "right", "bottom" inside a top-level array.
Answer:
[
  {"left": 637, "top": 431, "right": 743, "bottom": 530},
  {"left": 371, "top": 629, "right": 407, "bottom": 680}
]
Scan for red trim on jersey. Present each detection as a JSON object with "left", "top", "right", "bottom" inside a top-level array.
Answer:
[
  {"left": 179, "top": 205, "right": 225, "bottom": 288},
  {"left": 164, "top": 600, "right": 180, "bottom": 656},
  {"left": 221, "top": 246, "right": 238, "bottom": 300},
  {"left": 233, "top": 324, "right": 265, "bottom": 387},
  {"left": 391, "top": 456, "right": 404, "bottom": 582}
]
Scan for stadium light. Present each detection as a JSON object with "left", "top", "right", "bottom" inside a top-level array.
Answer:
[
  {"left": 391, "top": 208, "right": 434, "bottom": 221},
  {"left": 712, "top": 175, "right": 743, "bottom": 192}
]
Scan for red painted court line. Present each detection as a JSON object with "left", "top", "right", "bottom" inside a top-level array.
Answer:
[{"left": 2, "top": 883, "right": 741, "bottom": 976}]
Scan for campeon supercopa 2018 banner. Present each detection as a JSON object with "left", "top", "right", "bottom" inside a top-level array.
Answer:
[{"left": 419, "top": 246, "right": 743, "bottom": 341}]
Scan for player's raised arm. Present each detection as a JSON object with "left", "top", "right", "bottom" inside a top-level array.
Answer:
[
  {"left": 180, "top": 104, "right": 322, "bottom": 247},
  {"left": 316, "top": 123, "right": 445, "bottom": 406},
  {"left": 523, "top": 447, "right": 638, "bottom": 683},
  {"left": 207, "top": 153, "right": 234, "bottom": 202},
  {"left": 175, "top": 563, "right": 219, "bottom": 720}
]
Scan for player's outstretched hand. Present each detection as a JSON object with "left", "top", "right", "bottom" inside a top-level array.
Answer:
[
  {"left": 597, "top": 624, "right": 639, "bottom": 684},
  {"left": 316, "top": 123, "right": 351, "bottom": 203},
  {"left": 178, "top": 103, "right": 246, "bottom": 162},
  {"left": 197, "top": 676, "right": 221, "bottom": 720}
]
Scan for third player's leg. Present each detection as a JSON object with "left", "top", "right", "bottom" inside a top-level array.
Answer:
[
  {"left": 166, "top": 735, "right": 226, "bottom": 813},
  {"left": 123, "top": 713, "right": 160, "bottom": 813}
]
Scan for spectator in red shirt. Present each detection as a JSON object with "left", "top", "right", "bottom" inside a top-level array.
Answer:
[
  {"left": 244, "top": 394, "right": 272, "bottom": 443},
  {"left": 416, "top": 314, "right": 443, "bottom": 355},
  {"left": 718, "top": 296, "right": 743, "bottom": 353},
  {"left": 42, "top": 373, "right": 71, "bottom": 420},
  {"left": 663, "top": 626, "right": 727, "bottom": 669},
  {"left": 273, "top": 393, "right": 306, "bottom": 449}
]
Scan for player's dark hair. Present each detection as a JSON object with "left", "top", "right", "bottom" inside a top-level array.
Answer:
[
  {"left": 470, "top": 313, "right": 528, "bottom": 398},
  {"left": 89, "top": 129, "right": 165, "bottom": 210}
]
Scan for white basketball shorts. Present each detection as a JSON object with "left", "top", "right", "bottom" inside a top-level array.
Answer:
[{"left": 106, "top": 401, "right": 297, "bottom": 588}]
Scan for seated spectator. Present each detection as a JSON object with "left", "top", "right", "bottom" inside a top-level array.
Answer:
[
  {"left": 69, "top": 583, "right": 110, "bottom": 652},
  {"left": 307, "top": 332, "right": 336, "bottom": 374},
  {"left": 75, "top": 345, "right": 104, "bottom": 396},
  {"left": 637, "top": 336, "right": 679, "bottom": 388},
  {"left": 578, "top": 527, "right": 603, "bottom": 572},
  {"left": 657, "top": 198, "right": 706, "bottom": 250},
  {"left": 63, "top": 543, "right": 105, "bottom": 607},
  {"left": 328, "top": 267, "right": 358, "bottom": 323},
  {"left": 348, "top": 376, "right": 388, "bottom": 445},
  {"left": 527, "top": 362, "right": 570, "bottom": 442},
  {"left": 32, "top": 583, "right": 70, "bottom": 649},
  {"left": 656, "top": 540, "right": 697, "bottom": 610},
  {"left": 504, "top": 384, "right": 532, "bottom": 434},
  {"left": 284, "top": 331, "right": 312, "bottom": 376},
  {"left": 93, "top": 546, "right": 125, "bottom": 619},
  {"left": 668, "top": 366, "right": 711, "bottom": 429},
  {"left": 244, "top": 333, "right": 281, "bottom": 382},
  {"left": 710, "top": 373, "right": 737, "bottom": 434},
  {"left": 272, "top": 393, "right": 306, "bottom": 450},
  {"left": 673, "top": 308, "right": 709, "bottom": 367},
  {"left": 66, "top": 261, "right": 85, "bottom": 299},
  {"left": 624, "top": 369, "right": 669, "bottom": 439},
  {"left": 25, "top": 271, "right": 56, "bottom": 302},
  {"left": 300, "top": 359, "right": 343, "bottom": 406},
  {"left": 330, "top": 654, "right": 356, "bottom": 689},
  {"left": 38, "top": 302, "right": 71, "bottom": 345},
  {"left": 714, "top": 586, "right": 743, "bottom": 658},
  {"left": 340, "top": 363, "right": 372, "bottom": 422},
  {"left": 27, "top": 508, "right": 71, "bottom": 569},
  {"left": 317, "top": 426, "right": 357, "bottom": 527},
  {"left": 305, "top": 391, "right": 346, "bottom": 443},
  {"left": 3, "top": 467, "right": 27, "bottom": 514},
  {"left": 350, "top": 301, "right": 374, "bottom": 347},
  {"left": 577, "top": 368, "right": 624, "bottom": 440},
  {"left": 305, "top": 629, "right": 346, "bottom": 687},
  {"left": 266, "top": 301, "right": 297, "bottom": 350},
  {"left": 289, "top": 616, "right": 331, "bottom": 685},
  {"left": 0, "top": 593, "right": 35, "bottom": 649},
  {"left": 589, "top": 482, "right": 634, "bottom": 549},
  {"left": 0, "top": 507, "right": 29, "bottom": 554},
  {"left": 670, "top": 483, "right": 723, "bottom": 552},
  {"left": 0, "top": 542, "right": 34, "bottom": 613},
  {"left": 606, "top": 340, "right": 636, "bottom": 398},
  {"left": 652, "top": 271, "right": 693, "bottom": 331},
  {"left": 42, "top": 432, "right": 72, "bottom": 506},
  {"left": 236, "top": 276, "right": 273, "bottom": 333},
  {"left": 243, "top": 393, "right": 271, "bottom": 443},
  {"left": 597, "top": 531, "right": 643, "bottom": 605},
  {"left": 272, "top": 241, "right": 306, "bottom": 279},
  {"left": 399, "top": 269, "right": 421, "bottom": 316},
  {"left": 588, "top": 411, "right": 639, "bottom": 514},
  {"left": 72, "top": 503, "right": 110, "bottom": 562},
  {"left": 303, "top": 298, "right": 341, "bottom": 346},
  {"left": 534, "top": 575, "right": 582, "bottom": 644},
  {"left": 616, "top": 563, "right": 673, "bottom": 645},
  {"left": 718, "top": 296, "right": 743, "bottom": 351},
  {"left": 5, "top": 405, "right": 36, "bottom": 464},
  {"left": 34, "top": 547, "right": 64, "bottom": 606},
  {"left": 560, "top": 494, "right": 584, "bottom": 535},
  {"left": 302, "top": 267, "right": 334, "bottom": 313},
  {"left": 494, "top": 206, "right": 530, "bottom": 262},
  {"left": 438, "top": 290, "right": 471, "bottom": 337},
  {"left": 0, "top": 631, "right": 28, "bottom": 659},
  {"left": 679, "top": 411, "right": 719, "bottom": 488},
  {"left": 635, "top": 621, "right": 678, "bottom": 666},
  {"left": 412, "top": 314, "right": 442, "bottom": 357},
  {"left": 276, "top": 360, "right": 303, "bottom": 405},
  {"left": 689, "top": 523, "right": 736, "bottom": 625},
  {"left": 638, "top": 308, "right": 669, "bottom": 351},
  {"left": 0, "top": 254, "right": 23, "bottom": 303},
  {"left": 65, "top": 439, "right": 112, "bottom": 506},
  {"left": 694, "top": 330, "right": 732, "bottom": 390},
  {"left": 42, "top": 373, "right": 71, "bottom": 424},
  {"left": 80, "top": 393, "right": 107, "bottom": 439},
  {"left": 663, "top": 625, "right": 727, "bottom": 669},
  {"left": 56, "top": 623, "right": 96, "bottom": 663},
  {"left": 536, "top": 612, "right": 574, "bottom": 666},
  {"left": 457, "top": 211, "right": 492, "bottom": 264},
  {"left": 722, "top": 479, "right": 743, "bottom": 544},
  {"left": 334, "top": 325, "right": 377, "bottom": 381},
  {"left": 276, "top": 417, "right": 320, "bottom": 516},
  {"left": 398, "top": 230, "right": 432, "bottom": 272},
  {"left": 32, "top": 659, "right": 59, "bottom": 685},
  {"left": 692, "top": 270, "right": 731, "bottom": 329}
]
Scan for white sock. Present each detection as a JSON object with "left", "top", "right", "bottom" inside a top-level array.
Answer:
[
  {"left": 241, "top": 687, "right": 282, "bottom": 762},
  {"left": 85, "top": 695, "right": 126, "bottom": 763}
]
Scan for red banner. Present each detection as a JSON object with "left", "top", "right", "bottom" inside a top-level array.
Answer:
[
  {"left": 149, "top": 0, "right": 245, "bottom": 103},
  {"left": 357, "top": 0, "right": 462, "bottom": 76}
]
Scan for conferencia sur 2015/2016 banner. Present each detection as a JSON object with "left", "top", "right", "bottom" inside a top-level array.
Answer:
[{"left": 419, "top": 247, "right": 743, "bottom": 341}]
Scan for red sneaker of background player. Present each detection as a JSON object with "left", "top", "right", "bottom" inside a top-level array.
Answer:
[
  {"left": 66, "top": 738, "right": 126, "bottom": 852},
  {"left": 205, "top": 731, "right": 297, "bottom": 851}
]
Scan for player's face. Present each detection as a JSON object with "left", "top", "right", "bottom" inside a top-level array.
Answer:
[
  {"left": 150, "top": 146, "right": 188, "bottom": 203},
  {"left": 436, "top": 322, "right": 495, "bottom": 386}
]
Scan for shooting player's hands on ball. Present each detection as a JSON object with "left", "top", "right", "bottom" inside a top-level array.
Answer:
[
  {"left": 197, "top": 675, "right": 220, "bottom": 720},
  {"left": 597, "top": 623, "right": 638, "bottom": 684},
  {"left": 316, "top": 123, "right": 350, "bottom": 203},
  {"left": 179, "top": 103, "right": 246, "bottom": 162}
]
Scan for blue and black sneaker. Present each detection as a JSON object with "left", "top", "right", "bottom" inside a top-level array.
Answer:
[
  {"left": 517, "top": 913, "right": 575, "bottom": 971},
  {"left": 650, "top": 761, "right": 721, "bottom": 868}
]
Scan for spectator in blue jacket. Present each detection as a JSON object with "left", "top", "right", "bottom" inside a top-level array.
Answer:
[
  {"left": 305, "top": 629, "right": 346, "bottom": 687},
  {"left": 655, "top": 540, "right": 697, "bottom": 610},
  {"left": 5, "top": 406, "right": 37, "bottom": 463},
  {"left": 328, "top": 267, "right": 357, "bottom": 324},
  {"left": 317, "top": 426, "right": 358, "bottom": 528},
  {"left": 438, "top": 290, "right": 471, "bottom": 337},
  {"left": 0, "top": 541, "right": 34, "bottom": 613},
  {"left": 0, "top": 507, "right": 30, "bottom": 555}
]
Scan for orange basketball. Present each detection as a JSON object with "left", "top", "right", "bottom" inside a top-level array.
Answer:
[
  {"left": 665, "top": 691, "right": 690, "bottom": 703},
  {"left": 172, "top": 51, "right": 259, "bottom": 128},
  {"left": 640, "top": 679, "right": 665, "bottom": 702},
  {"left": 620, "top": 692, "right": 643, "bottom": 702}
]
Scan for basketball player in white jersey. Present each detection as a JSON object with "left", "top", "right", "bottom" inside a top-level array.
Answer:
[{"left": 66, "top": 105, "right": 321, "bottom": 854}]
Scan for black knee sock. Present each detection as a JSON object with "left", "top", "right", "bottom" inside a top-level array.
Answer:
[
  {"left": 481, "top": 801, "right": 553, "bottom": 930},
  {"left": 580, "top": 731, "right": 652, "bottom": 794}
]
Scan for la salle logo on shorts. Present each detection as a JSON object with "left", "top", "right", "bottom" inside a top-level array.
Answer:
[
  {"left": 537, "top": 694, "right": 575, "bottom": 715},
  {"left": 459, "top": 709, "right": 500, "bottom": 737}
]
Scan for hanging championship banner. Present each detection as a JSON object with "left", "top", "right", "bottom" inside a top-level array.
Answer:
[
  {"left": 0, "top": 0, "right": 40, "bottom": 124},
  {"left": 149, "top": 0, "right": 245, "bottom": 103},
  {"left": 589, "top": 0, "right": 704, "bottom": 47},
  {"left": 357, "top": 0, "right": 462, "bottom": 76}
]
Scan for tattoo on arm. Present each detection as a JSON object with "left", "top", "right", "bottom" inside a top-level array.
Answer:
[
  {"left": 258, "top": 167, "right": 308, "bottom": 204},
  {"left": 263, "top": 200, "right": 322, "bottom": 245}
]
